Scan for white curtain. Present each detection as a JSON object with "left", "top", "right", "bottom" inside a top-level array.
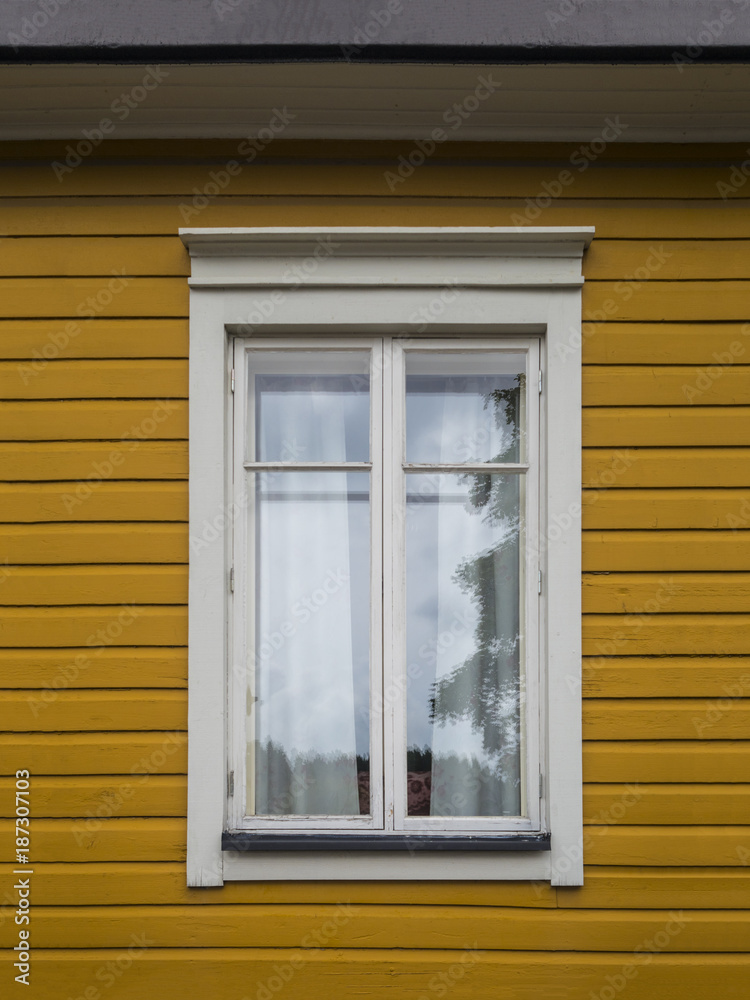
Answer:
[{"left": 249, "top": 379, "right": 360, "bottom": 815}]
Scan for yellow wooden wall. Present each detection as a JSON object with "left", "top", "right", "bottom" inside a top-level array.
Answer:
[{"left": 0, "top": 140, "right": 749, "bottom": 999}]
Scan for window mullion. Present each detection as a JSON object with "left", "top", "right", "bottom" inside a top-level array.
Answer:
[{"left": 380, "top": 336, "right": 398, "bottom": 833}]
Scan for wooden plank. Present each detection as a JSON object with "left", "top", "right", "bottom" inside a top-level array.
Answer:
[
  {"left": 584, "top": 368, "right": 750, "bottom": 406},
  {"left": 0, "top": 689, "right": 186, "bottom": 732},
  {"left": 582, "top": 573, "right": 750, "bottom": 613},
  {"left": 0, "top": 442, "right": 187, "bottom": 481},
  {"left": 0, "top": 482, "right": 188, "bottom": 522},
  {"left": 563, "top": 868, "right": 750, "bottom": 910},
  {"left": 583, "top": 611, "right": 750, "bottom": 655},
  {"left": 583, "top": 784, "right": 750, "bottom": 826},
  {"left": 0, "top": 607, "right": 186, "bottom": 648},
  {"left": 0, "top": 65, "right": 747, "bottom": 95},
  {"left": 586, "top": 827, "right": 750, "bottom": 866},
  {"left": 583, "top": 533, "right": 750, "bottom": 570},
  {"left": 582, "top": 658, "right": 750, "bottom": 698},
  {"left": 0, "top": 319, "right": 188, "bottom": 360},
  {"left": 583, "top": 408, "right": 750, "bottom": 446},
  {"left": 583, "top": 699, "right": 750, "bottom": 739},
  {"left": 583, "top": 324, "right": 750, "bottom": 365},
  {"left": 0, "top": 359, "right": 187, "bottom": 399},
  {"left": 0, "top": 817, "right": 185, "bottom": 861},
  {"left": 1, "top": 903, "right": 747, "bottom": 953},
  {"left": 10, "top": 950, "right": 750, "bottom": 1000},
  {"left": 584, "top": 450, "right": 750, "bottom": 488},
  {"left": 0, "top": 277, "right": 186, "bottom": 318},
  {"left": 20, "top": 861, "right": 750, "bottom": 910},
  {"left": 582, "top": 489, "right": 750, "bottom": 529},
  {"left": 3, "top": 199, "right": 750, "bottom": 239},
  {"left": 0, "top": 732, "right": 187, "bottom": 775},
  {"left": 583, "top": 742, "right": 750, "bottom": 783},
  {"left": 0, "top": 237, "right": 189, "bottom": 276},
  {"left": 14, "top": 861, "right": 557, "bottom": 907},
  {"left": 1, "top": 163, "right": 747, "bottom": 198},
  {"left": 0, "top": 400, "right": 187, "bottom": 441},
  {"left": 584, "top": 241, "right": 750, "bottom": 280},
  {"left": 0, "top": 565, "right": 187, "bottom": 606},
  {"left": 0, "top": 524, "right": 187, "bottom": 564},
  {"left": 0, "top": 775, "right": 185, "bottom": 818},
  {"left": 7, "top": 82, "right": 750, "bottom": 114},
  {"left": 0, "top": 647, "right": 186, "bottom": 688}
]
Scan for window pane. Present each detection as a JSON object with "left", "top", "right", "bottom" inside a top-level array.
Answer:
[
  {"left": 406, "top": 352, "right": 526, "bottom": 464},
  {"left": 405, "top": 473, "right": 524, "bottom": 818},
  {"left": 248, "top": 350, "right": 370, "bottom": 463},
  {"left": 247, "top": 471, "right": 371, "bottom": 816}
]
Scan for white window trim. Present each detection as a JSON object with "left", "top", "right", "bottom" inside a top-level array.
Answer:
[{"left": 180, "top": 226, "right": 593, "bottom": 886}]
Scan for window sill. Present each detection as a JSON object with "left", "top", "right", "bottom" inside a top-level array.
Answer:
[{"left": 222, "top": 832, "right": 551, "bottom": 852}]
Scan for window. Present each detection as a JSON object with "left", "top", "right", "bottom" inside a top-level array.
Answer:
[{"left": 181, "top": 227, "right": 592, "bottom": 884}]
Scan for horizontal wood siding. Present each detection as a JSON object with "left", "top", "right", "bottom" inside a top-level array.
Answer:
[{"left": 0, "top": 140, "right": 748, "bottom": 999}]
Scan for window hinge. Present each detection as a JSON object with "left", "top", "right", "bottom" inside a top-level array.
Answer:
[
  {"left": 539, "top": 773, "right": 543, "bottom": 799},
  {"left": 229, "top": 567, "right": 234, "bottom": 592},
  {"left": 538, "top": 370, "right": 543, "bottom": 394},
  {"left": 228, "top": 771, "right": 234, "bottom": 796},
  {"left": 538, "top": 569, "right": 542, "bottom": 595},
  {"left": 230, "top": 368, "right": 235, "bottom": 393}
]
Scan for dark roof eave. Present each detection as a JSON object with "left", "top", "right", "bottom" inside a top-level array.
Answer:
[{"left": 1, "top": 43, "right": 750, "bottom": 65}]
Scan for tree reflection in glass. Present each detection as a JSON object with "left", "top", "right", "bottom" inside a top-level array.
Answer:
[{"left": 405, "top": 359, "right": 526, "bottom": 818}]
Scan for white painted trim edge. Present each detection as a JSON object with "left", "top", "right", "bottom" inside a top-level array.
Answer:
[{"left": 185, "top": 226, "right": 588, "bottom": 885}]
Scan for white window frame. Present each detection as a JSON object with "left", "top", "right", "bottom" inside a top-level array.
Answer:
[{"left": 180, "top": 226, "right": 593, "bottom": 886}]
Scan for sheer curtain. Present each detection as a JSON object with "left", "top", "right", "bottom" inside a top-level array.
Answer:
[
  {"left": 249, "top": 370, "right": 363, "bottom": 816},
  {"left": 429, "top": 381, "right": 522, "bottom": 818}
]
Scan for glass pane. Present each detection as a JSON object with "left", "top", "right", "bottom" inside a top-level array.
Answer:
[
  {"left": 248, "top": 350, "right": 370, "bottom": 463},
  {"left": 405, "top": 473, "right": 523, "bottom": 818},
  {"left": 406, "top": 352, "right": 526, "bottom": 464},
  {"left": 247, "top": 471, "right": 370, "bottom": 816}
]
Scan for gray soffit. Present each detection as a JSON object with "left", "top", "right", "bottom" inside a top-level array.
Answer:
[
  {"left": 2, "top": 62, "right": 750, "bottom": 141},
  {"left": 1, "top": 0, "right": 750, "bottom": 63}
]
